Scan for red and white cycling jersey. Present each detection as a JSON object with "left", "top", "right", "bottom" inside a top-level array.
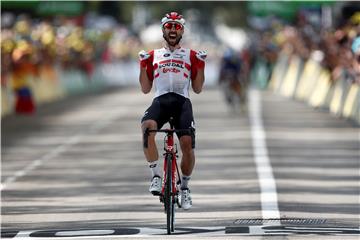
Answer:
[{"left": 143, "top": 47, "right": 204, "bottom": 99}]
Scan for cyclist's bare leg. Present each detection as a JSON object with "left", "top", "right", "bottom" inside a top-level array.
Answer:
[
  {"left": 142, "top": 120, "right": 162, "bottom": 194},
  {"left": 179, "top": 135, "right": 194, "bottom": 208},
  {"left": 179, "top": 135, "right": 195, "bottom": 176},
  {"left": 142, "top": 120, "right": 158, "bottom": 162}
]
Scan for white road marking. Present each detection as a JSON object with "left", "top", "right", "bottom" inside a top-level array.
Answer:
[
  {"left": 0, "top": 135, "right": 82, "bottom": 191},
  {"left": 55, "top": 229, "right": 115, "bottom": 236},
  {"left": 1, "top": 108, "right": 129, "bottom": 191},
  {"left": 248, "top": 89, "right": 280, "bottom": 220},
  {"left": 8, "top": 226, "right": 360, "bottom": 239}
]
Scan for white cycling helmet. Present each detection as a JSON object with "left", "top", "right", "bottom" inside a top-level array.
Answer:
[{"left": 161, "top": 12, "right": 185, "bottom": 27}]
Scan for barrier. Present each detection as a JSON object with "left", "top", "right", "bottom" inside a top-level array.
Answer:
[
  {"left": 1, "top": 63, "right": 107, "bottom": 118},
  {"left": 1, "top": 86, "right": 14, "bottom": 116},
  {"left": 329, "top": 76, "right": 354, "bottom": 118},
  {"left": 343, "top": 83, "right": 359, "bottom": 122},
  {"left": 30, "top": 67, "right": 65, "bottom": 105},
  {"left": 308, "top": 69, "right": 331, "bottom": 108},
  {"left": 36, "top": 65, "right": 65, "bottom": 103},
  {"left": 295, "top": 59, "right": 322, "bottom": 101},
  {"left": 269, "top": 53, "right": 290, "bottom": 91},
  {"left": 279, "top": 55, "right": 303, "bottom": 98},
  {"left": 343, "top": 83, "right": 360, "bottom": 123},
  {"left": 266, "top": 52, "right": 360, "bottom": 125}
]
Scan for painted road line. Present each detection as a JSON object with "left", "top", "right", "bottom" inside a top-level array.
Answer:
[
  {"left": 55, "top": 230, "right": 116, "bottom": 237},
  {"left": 4, "top": 226, "right": 359, "bottom": 238},
  {"left": 0, "top": 135, "right": 82, "bottom": 191},
  {"left": 1, "top": 108, "right": 129, "bottom": 191},
  {"left": 248, "top": 88, "right": 280, "bottom": 220}
]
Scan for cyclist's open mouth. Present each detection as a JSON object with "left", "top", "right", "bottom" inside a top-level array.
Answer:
[{"left": 169, "top": 33, "right": 177, "bottom": 39}]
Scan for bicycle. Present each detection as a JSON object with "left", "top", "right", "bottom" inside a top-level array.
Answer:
[
  {"left": 143, "top": 118, "right": 191, "bottom": 234},
  {"left": 219, "top": 71, "right": 247, "bottom": 113}
]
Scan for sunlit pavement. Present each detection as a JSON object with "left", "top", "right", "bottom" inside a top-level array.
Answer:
[{"left": 1, "top": 87, "right": 359, "bottom": 239}]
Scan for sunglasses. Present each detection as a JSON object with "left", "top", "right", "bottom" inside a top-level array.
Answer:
[{"left": 163, "top": 22, "right": 183, "bottom": 30}]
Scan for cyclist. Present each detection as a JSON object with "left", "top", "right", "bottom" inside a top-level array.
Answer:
[
  {"left": 139, "top": 12, "right": 207, "bottom": 210},
  {"left": 218, "top": 48, "right": 245, "bottom": 111}
]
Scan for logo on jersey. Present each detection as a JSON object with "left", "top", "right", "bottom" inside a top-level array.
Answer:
[
  {"left": 159, "top": 62, "right": 184, "bottom": 69},
  {"left": 159, "top": 61, "right": 184, "bottom": 74},
  {"left": 163, "top": 53, "right": 171, "bottom": 57},
  {"left": 174, "top": 53, "right": 185, "bottom": 59},
  {"left": 163, "top": 68, "right": 180, "bottom": 73}
]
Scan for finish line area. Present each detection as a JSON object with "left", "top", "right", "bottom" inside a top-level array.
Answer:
[
  {"left": 2, "top": 89, "right": 359, "bottom": 240},
  {"left": 3, "top": 219, "right": 360, "bottom": 238},
  {"left": 3, "top": 226, "right": 360, "bottom": 239}
]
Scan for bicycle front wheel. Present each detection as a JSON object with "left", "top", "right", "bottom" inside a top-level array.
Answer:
[{"left": 165, "top": 153, "right": 174, "bottom": 234}]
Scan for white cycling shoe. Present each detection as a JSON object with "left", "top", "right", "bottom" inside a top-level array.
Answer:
[
  {"left": 180, "top": 188, "right": 192, "bottom": 210},
  {"left": 149, "top": 176, "right": 162, "bottom": 196}
]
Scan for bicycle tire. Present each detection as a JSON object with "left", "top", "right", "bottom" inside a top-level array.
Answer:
[
  {"left": 171, "top": 197, "right": 175, "bottom": 232},
  {"left": 165, "top": 153, "right": 173, "bottom": 234}
]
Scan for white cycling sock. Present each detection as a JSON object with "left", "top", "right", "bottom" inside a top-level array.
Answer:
[
  {"left": 181, "top": 175, "right": 191, "bottom": 189},
  {"left": 148, "top": 160, "right": 161, "bottom": 178}
]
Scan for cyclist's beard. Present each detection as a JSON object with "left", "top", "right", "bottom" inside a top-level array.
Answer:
[{"left": 163, "top": 33, "right": 182, "bottom": 47}]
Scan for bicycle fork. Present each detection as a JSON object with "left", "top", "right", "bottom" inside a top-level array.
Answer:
[
  {"left": 161, "top": 134, "right": 181, "bottom": 205},
  {"left": 162, "top": 159, "right": 177, "bottom": 193}
]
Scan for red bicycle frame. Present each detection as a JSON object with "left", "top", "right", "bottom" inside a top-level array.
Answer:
[{"left": 162, "top": 132, "right": 179, "bottom": 197}]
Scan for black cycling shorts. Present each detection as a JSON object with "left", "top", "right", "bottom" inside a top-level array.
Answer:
[{"left": 141, "top": 92, "right": 196, "bottom": 148}]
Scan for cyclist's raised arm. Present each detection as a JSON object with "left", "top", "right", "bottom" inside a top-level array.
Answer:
[
  {"left": 139, "top": 67, "right": 152, "bottom": 93},
  {"left": 192, "top": 68, "right": 204, "bottom": 94},
  {"left": 139, "top": 50, "right": 154, "bottom": 94},
  {"left": 190, "top": 50, "right": 207, "bottom": 94}
]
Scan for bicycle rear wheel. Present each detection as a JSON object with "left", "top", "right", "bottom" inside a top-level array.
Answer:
[{"left": 165, "top": 154, "right": 174, "bottom": 234}]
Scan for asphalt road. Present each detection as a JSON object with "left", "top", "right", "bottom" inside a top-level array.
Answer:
[{"left": 1, "top": 87, "right": 359, "bottom": 239}]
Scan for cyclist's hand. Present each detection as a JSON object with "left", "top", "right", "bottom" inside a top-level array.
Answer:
[
  {"left": 196, "top": 50, "right": 207, "bottom": 61},
  {"left": 138, "top": 50, "right": 151, "bottom": 61}
]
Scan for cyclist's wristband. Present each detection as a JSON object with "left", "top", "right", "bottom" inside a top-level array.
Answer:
[
  {"left": 140, "top": 60, "right": 147, "bottom": 68},
  {"left": 197, "top": 60, "right": 205, "bottom": 69}
]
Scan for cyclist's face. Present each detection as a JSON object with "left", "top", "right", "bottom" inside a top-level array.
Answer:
[{"left": 162, "top": 22, "right": 184, "bottom": 47}]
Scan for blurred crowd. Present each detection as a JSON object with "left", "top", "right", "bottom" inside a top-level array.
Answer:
[
  {"left": 2, "top": 4, "right": 359, "bottom": 116},
  {"left": 252, "top": 8, "right": 360, "bottom": 85},
  {"left": 1, "top": 13, "right": 144, "bottom": 85},
  {"left": 0, "top": 11, "right": 217, "bottom": 88},
  {"left": 1, "top": 11, "right": 219, "bottom": 115},
  {"left": 1, "top": 12, "right": 145, "bottom": 113}
]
